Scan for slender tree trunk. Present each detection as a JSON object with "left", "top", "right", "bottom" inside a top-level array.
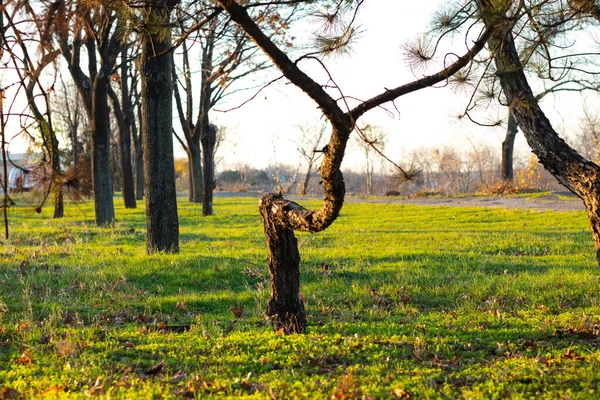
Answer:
[
  {"left": 0, "top": 88, "right": 8, "bottom": 239},
  {"left": 188, "top": 138, "right": 202, "bottom": 203},
  {"left": 118, "top": 51, "right": 137, "bottom": 208},
  {"left": 131, "top": 94, "right": 144, "bottom": 201},
  {"left": 108, "top": 87, "right": 136, "bottom": 209},
  {"left": 201, "top": 124, "right": 217, "bottom": 216},
  {"left": 299, "top": 162, "right": 313, "bottom": 196},
  {"left": 47, "top": 124, "right": 64, "bottom": 219},
  {"left": 91, "top": 72, "right": 115, "bottom": 226},
  {"left": 501, "top": 111, "right": 518, "bottom": 182},
  {"left": 480, "top": 0, "right": 600, "bottom": 265},
  {"left": 140, "top": 2, "right": 179, "bottom": 253}
]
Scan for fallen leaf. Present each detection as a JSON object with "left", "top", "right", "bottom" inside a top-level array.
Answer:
[
  {"left": 16, "top": 322, "right": 28, "bottom": 332},
  {"left": 0, "top": 387, "right": 20, "bottom": 399},
  {"left": 86, "top": 376, "right": 104, "bottom": 396},
  {"left": 374, "top": 295, "right": 394, "bottom": 308},
  {"left": 171, "top": 370, "right": 187, "bottom": 383},
  {"left": 393, "top": 387, "right": 412, "bottom": 398},
  {"left": 399, "top": 295, "right": 411, "bottom": 304},
  {"left": 56, "top": 340, "right": 77, "bottom": 358},
  {"left": 15, "top": 352, "right": 32, "bottom": 365},
  {"left": 146, "top": 360, "right": 165, "bottom": 375},
  {"left": 176, "top": 301, "right": 187, "bottom": 311},
  {"left": 230, "top": 306, "right": 244, "bottom": 319}
]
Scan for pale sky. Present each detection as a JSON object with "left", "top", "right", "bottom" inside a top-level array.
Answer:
[
  {"left": 3, "top": 0, "right": 598, "bottom": 174},
  {"left": 207, "top": 0, "right": 599, "bottom": 172}
]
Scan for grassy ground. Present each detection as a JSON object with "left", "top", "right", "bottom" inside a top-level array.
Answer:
[{"left": 0, "top": 195, "right": 599, "bottom": 399}]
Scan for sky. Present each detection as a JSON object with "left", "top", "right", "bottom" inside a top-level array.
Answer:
[
  {"left": 3, "top": 0, "right": 599, "bottom": 174},
  {"left": 204, "top": 0, "right": 599, "bottom": 173}
]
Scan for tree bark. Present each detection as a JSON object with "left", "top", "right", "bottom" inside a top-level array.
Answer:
[
  {"left": 91, "top": 71, "right": 115, "bottom": 226},
  {"left": 201, "top": 124, "right": 217, "bottom": 216},
  {"left": 131, "top": 84, "right": 144, "bottom": 201},
  {"left": 259, "top": 193, "right": 307, "bottom": 333},
  {"left": 108, "top": 86, "right": 136, "bottom": 208},
  {"left": 140, "top": 1, "right": 179, "bottom": 253},
  {"left": 501, "top": 111, "right": 518, "bottom": 182},
  {"left": 479, "top": 0, "right": 600, "bottom": 265},
  {"left": 188, "top": 139, "right": 203, "bottom": 203}
]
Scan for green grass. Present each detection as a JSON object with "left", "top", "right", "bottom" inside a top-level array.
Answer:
[{"left": 1, "top": 195, "right": 599, "bottom": 399}]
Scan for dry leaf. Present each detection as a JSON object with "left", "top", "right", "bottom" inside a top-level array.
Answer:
[
  {"left": 86, "top": 376, "right": 104, "bottom": 396},
  {"left": 146, "top": 360, "right": 165, "bottom": 375},
  {"left": 171, "top": 370, "right": 187, "bottom": 383},
  {"left": 56, "top": 340, "right": 77, "bottom": 358},
  {"left": 393, "top": 387, "right": 412, "bottom": 398},
  {"left": 15, "top": 352, "right": 32, "bottom": 365},
  {"left": 0, "top": 387, "right": 20, "bottom": 399},
  {"left": 230, "top": 306, "right": 244, "bottom": 319},
  {"left": 176, "top": 301, "right": 187, "bottom": 311}
]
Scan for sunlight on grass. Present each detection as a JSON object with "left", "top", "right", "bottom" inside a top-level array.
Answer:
[{"left": 0, "top": 195, "right": 599, "bottom": 398}]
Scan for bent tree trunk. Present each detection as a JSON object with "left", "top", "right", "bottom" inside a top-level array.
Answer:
[
  {"left": 219, "top": 0, "right": 490, "bottom": 333},
  {"left": 257, "top": 123, "right": 351, "bottom": 333},
  {"left": 201, "top": 124, "right": 217, "bottom": 216},
  {"left": 140, "top": 1, "right": 179, "bottom": 253},
  {"left": 480, "top": 0, "right": 600, "bottom": 265},
  {"left": 501, "top": 111, "right": 518, "bottom": 182}
]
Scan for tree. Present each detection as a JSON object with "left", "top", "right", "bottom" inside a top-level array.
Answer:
[
  {"left": 2, "top": 1, "right": 64, "bottom": 218},
  {"left": 107, "top": 47, "right": 137, "bottom": 209},
  {"left": 140, "top": 0, "right": 180, "bottom": 253},
  {"left": 355, "top": 125, "right": 386, "bottom": 196},
  {"left": 218, "top": 0, "right": 492, "bottom": 333},
  {"left": 171, "top": 2, "right": 283, "bottom": 215},
  {"left": 475, "top": 0, "right": 600, "bottom": 264},
  {"left": 501, "top": 81, "right": 598, "bottom": 182},
  {"left": 296, "top": 122, "right": 326, "bottom": 196}
]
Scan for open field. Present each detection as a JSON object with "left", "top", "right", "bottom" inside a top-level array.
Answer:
[{"left": 1, "top": 195, "right": 599, "bottom": 399}]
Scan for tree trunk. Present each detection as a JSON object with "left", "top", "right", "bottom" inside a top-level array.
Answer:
[
  {"left": 140, "top": 2, "right": 179, "bottom": 253},
  {"left": 201, "top": 124, "right": 217, "bottom": 216},
  {"left": 53, "top": 189, "right": 64, "bottom": 219},
  {"left": 299, "top": 163, "right": 313, "bottom": 196},
  {"left": 119, "top": 51, "right": 137, "bottom": 208},
  {"left": 501, "top": 111, "right": 518, "bottom": 182},
  {"left": 108, "top": 86, "right": 136, "bottom": 209},
  {"left": 480, "top": 0, "right": 600, "bottom": 265},
  {"left": 259, "top": 193, "right": 306, "bottom": 333},
  {"left": 131, "top": 96, "right": 144, "bottom": 201},
  {"left": 91, "top": 73, "right": 115, "bottom": 226},
  {"left": 134, "top": 146, "right": 144, "bottom": 201},
  {"left": 257, "top": 123, "right": 351, "bottom": 333},
  {"left": 188, "top": 138, "right": 203, "bottom": 203}
]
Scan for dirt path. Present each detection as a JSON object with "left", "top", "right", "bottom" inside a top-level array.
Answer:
[
  {"left": 382, "top": 192, "right": 585, "bottom": 212},
  {"left": 215, "top": 191, "right": 586, "bottom": 212}
]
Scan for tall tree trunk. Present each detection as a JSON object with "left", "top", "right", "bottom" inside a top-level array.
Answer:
[
  {"left": 201, "top": 124, "right": 217, "bottom": 216},
  {"left": 108, "top": 86, "right": 136, "bottom": 208},
  {"left": 501, "top": 111, "right": 518, "bottom": 182},
  {"left": 479, "top": 0, "right": 600, "bottom": 265},
  {"left": 131, "top": 88, "right": 144, "bottom": 201},
  {"left": 140, "top": 2, "right": 179, "bottom": 253},
  {"left": 91, "top": 72, "right": 115, "bottom": 226},
  {"left": 188, "top": 138, "right": 202, "bottom": 203},
  {"left": 118, "top": 51, "right": 137, "bottom": 208}
]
